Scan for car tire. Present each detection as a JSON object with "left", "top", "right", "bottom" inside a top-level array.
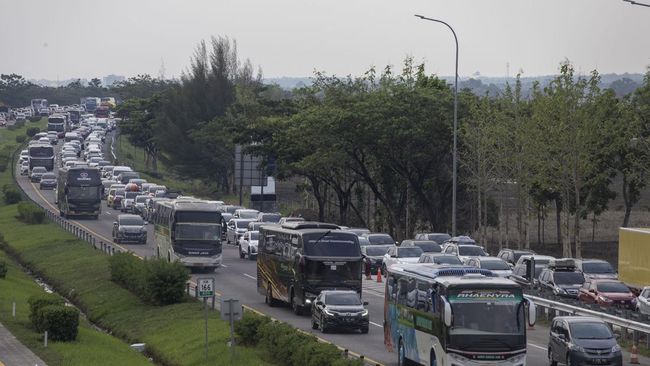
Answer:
[
  {"left": 311, "top": 318, "right": 318, "bottom": 330},
  {"left": 548, "top": 348, "right": 557, "bottom": 366},
  {"left": 248, "top": 248, "right": 255, "bottom": 261},
  {"left": 320, "top": 315, "right": 328, "bottom": 333},
  {"left": 239, "top": 245, "right": 245, "bottom": 259},
  {"left": 566, "top": 354, "right": 572, "bottom": 366}
]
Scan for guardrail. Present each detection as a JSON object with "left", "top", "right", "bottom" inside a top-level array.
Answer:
[{"left": 527, "top": 294, "right": 650, "bottom": 348}]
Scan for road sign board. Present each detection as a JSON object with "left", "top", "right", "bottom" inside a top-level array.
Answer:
[
  {"left": 220, "top": 298, "right": 242, "bottom": 321},
  {"left": 234, "top": 145, "right": 268, "bottom": 187},
  {"left": 197, "top": 278, "right": 214, "bottom": 298}
]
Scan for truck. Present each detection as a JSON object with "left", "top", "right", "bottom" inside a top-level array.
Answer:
[
  {"left": 618, "top": 228, "right": 650, "bottom": 294},
  {"left": 81, "top": 97, "right": 101, "bottom": 113}
]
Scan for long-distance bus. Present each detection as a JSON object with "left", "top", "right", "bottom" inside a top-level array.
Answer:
[
  {"left": 68, "top": 109, "right": 81, "bottom": 125},
  {"left": 152, "top": 200, "right": 223, "bottom": 270},
  {"left": 82, "top": 97, "right": 101, "bottom": 112},
  {"left": 384, "top": 264, "right": 536, "bottom": 366},
  {"left": 30, "top": 99, "right": 48, "bottom": 116},
  {"left": 257, "top": 222, "right": 363, "bottom": 314},
  {"left": 47, "top": 114, "right": 67, "bottom": 137},
  {"left": 56, "top": 167, "right": 102, "bottom": 218},
  {"left": 28, "top": 143, "right": 55, "bottom": 171}
]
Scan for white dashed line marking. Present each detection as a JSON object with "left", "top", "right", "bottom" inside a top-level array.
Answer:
[
  {"left": 243, "top": 273, "right": 257, "bottom": 280},
  {"left": 528, "top": 343, "right": 546, "bottom": 351}
]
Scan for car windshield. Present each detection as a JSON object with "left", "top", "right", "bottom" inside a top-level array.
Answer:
[
  {"left": 458, "top": 246, "right": 487, "bottom": 256},
  {"left": 42, "top": 173, "right": 56, "bottom": 180},
  {"left": 427, "top": 234, "right": 451, "bottom": 243},
  {"left": 120, "top": 217, "right": 143, "bottom": 226},
  {"left": 583, "top": 262, "right": 615, "bottom": 274},
  {"left": 135, "top": 196, "right": 148, "bottom": 203},
  {"left": 569, "top": 322, "right": 613, "bottom": 340},
  {"left": 32, "top": 167, "right": 46, "bottom": 173},
  {"left": 398, "top": 247, "right": 423, "bottom": 258},
  {"left": 513, "top": 251, "right": 534, "bottom": 262},
  {"left": 125, "top": 192, "right": 138, "bottom": 199},
  {"left": 249, "top": 231, "right": 259, "bottom": 240},
  {"left": 235, "top": 220, "right": 253, "bottom": 229},
  {"left": 414, "top": 242, "right": 441, "bottom": 253},
  {"left": 433, "top": 256, "right": 462, "bottom": 265},
  {"left": 554, "top": 272, "right": 584, "bottom": 285},
  {"left": 325, "top": 293, "right": 361, "bottom": 306},
  {"left": 368, "top": 234, "right": 395, "bottom": 245},
  {"left": 260, "top": 213, "right": 281, "bottom": 223},
  {"left": 481, "top": 260, "right": 510, "bottom": 270},
  {"left": 597, "top": 282, "right": 629, "bottom": 293},
  {"left": 237, "top": 211, "right": 259, "bottom": 219},
  {"left": 365, "top": 246, "right": 389, "bottom": 256},
  {"left": 175, "top": 223, "right": 221, "bottom": 241},
  {"left": 449, "top": 289, "right": 524, "bottom": 335},
  {"left": 116, "top": 189, "right": 125, "bottom": 196}
]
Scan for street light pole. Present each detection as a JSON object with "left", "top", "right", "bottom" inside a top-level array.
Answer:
[{"left": 415, "top": 14, "right": 459, "bottom": 236}]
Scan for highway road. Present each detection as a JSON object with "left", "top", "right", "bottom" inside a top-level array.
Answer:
[{"left": 13, "top": 142, "right": 594, "bottom": 366}]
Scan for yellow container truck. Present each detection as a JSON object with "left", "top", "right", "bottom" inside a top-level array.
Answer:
[{"left": 618, "top": 227, "right": 650, "bottom": 293}]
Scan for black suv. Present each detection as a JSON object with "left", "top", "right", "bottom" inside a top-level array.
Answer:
[
  {"left": 311, "top": 290, "right": 369, "bottom": 334},
  {"left": 538, "top": 260, "right": 585, "bottom": 298},
  {"left": 548, "top": 316, "right": 622, "bottom": 366},
  {"left": 112, "top": 214, "right": 147, "bottom": 244},
  {"left": 496, "top": 248, "right": 536, "bottom": 266}
]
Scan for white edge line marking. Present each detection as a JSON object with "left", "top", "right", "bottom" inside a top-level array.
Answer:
[
  {"left": 243, "top": 273, "right": 257, "bottom": 280},
  {"left": 527, "top": 343, "right": 546, "bottom": 351}
]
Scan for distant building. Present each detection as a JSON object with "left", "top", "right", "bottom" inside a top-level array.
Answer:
[{"left": 102, "top": 75, "right": 125, "bottom": 87}]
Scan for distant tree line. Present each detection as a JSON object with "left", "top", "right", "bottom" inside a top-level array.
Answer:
[
  {"left": 71, "top": 37, "right": 650, "bottom": 252},
  {"left": 0, "top": 73, "right": 175, "bottom": 107}
]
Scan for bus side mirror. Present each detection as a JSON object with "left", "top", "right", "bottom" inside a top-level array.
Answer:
[
  {"left": 527, "top": 298, "right": 536, "bottom": 326},
  {"left": 443, "top": 300, "right": 452, "bottom": 327}
]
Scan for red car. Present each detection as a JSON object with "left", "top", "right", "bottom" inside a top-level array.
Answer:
[{"left": 578, "top": 279, "right": 637, "bottom": 310}]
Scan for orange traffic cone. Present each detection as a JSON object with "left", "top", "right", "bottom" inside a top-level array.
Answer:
[
  {"left": 376, "top": 268, "right": 383, "bottom": 283},
  {"left": 630, "top": 344, "right": 639, "bottom": 364}
]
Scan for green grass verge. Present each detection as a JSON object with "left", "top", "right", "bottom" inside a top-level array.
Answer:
[
  {"left": 0, "top": 118, "right": 47, "bottom": 189},
  {"left": 0, "top": 204, "right": 271, "bottom": 366},
  {"left": 0, "top": 250, "right": 151, "bottom": 366}
]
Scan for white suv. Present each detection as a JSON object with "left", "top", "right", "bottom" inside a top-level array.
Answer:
[{"left": 238, "top": 231, "right": 259, "bottom": 260}]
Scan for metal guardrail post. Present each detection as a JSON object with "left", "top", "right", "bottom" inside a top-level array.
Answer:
[
  {"left": 111, "top": 247, "right": 115, "bottom": 256},
  {"left": 186, "top": 283, "right": 190, "bottom": 295}
]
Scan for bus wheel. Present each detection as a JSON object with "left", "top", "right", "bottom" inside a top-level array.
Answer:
[
  {"left": 430, "top": 349, "right": 437, "bottom": 366},
  {"left": 291, "top": 291, "right": 303, "bottom": 315},
  {"left": 398, "top": 339, "right": 409, "bottom": 366},
  {"left": 265, "top": 284, "right": 277, "bottom": 307}
]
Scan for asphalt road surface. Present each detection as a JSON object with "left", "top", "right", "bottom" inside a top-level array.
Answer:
[{"left": 15, "top": 142, "right": 624, "bottom": 366}]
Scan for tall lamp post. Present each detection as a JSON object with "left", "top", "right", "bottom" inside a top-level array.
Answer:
[{"left": 415, "top": 14, "right": 459, "bottom": 236}]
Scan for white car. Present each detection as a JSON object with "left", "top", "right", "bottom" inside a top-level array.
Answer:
[
  {"left": 16, "top": 113, "right": 26, "bottom": 121},
  {"left": 20, "top": 161, "right": 29, "bottom": 175},
  {"left": 19, "top": 150, "right": 29, "bottom": 164},
  {"left": 238, "top": 230, "right": 259, "bottom": 260},
  {"left": 637, "top": 286, "right": 650, "bottom": 315},
  {"left": 381, "top": 246, "right": 424, "bottom": 273},
  {"left": 464, "top": 257, "right": 513, "bottom": 277}
]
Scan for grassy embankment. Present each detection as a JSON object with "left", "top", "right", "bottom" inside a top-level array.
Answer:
[
  {"left": 0, "top": 119, "right": 271, "bottom": 365},
  {"left": 113, "top": 132, "right": 242, "bottom": 204}
]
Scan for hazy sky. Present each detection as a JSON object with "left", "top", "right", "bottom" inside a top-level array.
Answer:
[{"left": 1, "top": 0, "right": 649, "bottom": 81}]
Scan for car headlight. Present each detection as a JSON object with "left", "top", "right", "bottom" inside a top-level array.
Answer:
[
  {"left": 555, "top": 286, "right": 566, "bottom": 294},
  {"left": 361, "top": 309, "right": 369, "bottom": 317},
  {"left": 323, "top": 308, "right": 335, "bottom": 316},
  {"left": 598, "top": 295, "right": 613, "bottom": 303},
  {"left": 611, "top": 344, "right": 621, "bottom": 353},
  {"left": 569, "top": 344, "right": 585, "bottom": 353}
]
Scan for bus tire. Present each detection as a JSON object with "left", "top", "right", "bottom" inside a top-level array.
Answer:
[
  {"left": 430, "top": 349, "right": 437, "bottom": 366},
  {"left": 397, "top": 339, "right": 410, "bottom": 366},
  {"left": 291, "top": 290, "right": 303, "bottom": 315}
]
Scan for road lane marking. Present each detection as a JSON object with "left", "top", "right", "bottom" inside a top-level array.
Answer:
[
  {"left": 370, "top": 321, "right": 383, "bottom": 328},
  {"left": 221, "top": 264, "right": 228, "bottom": 268},
  {"left": 528, "top": 343, "right": 546, "bottom": 351},
  {"left": 243, "top": 273, "right": 257, "bottom": 280}
]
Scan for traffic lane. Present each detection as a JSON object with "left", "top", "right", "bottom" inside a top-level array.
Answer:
[{"left": 213, "top": 245, "right": 395, "bottom": 366}]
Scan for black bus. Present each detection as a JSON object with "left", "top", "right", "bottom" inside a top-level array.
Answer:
[
  {"left": 56, "top": 167, "right": 102, "bottom": 219},
  {"left": 68, "top": 110, "right": 81, "bottom": 125},
  {"left": 257, "top": 222, "right": 363, "bottom": 315}
]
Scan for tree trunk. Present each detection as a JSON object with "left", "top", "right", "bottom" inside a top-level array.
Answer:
[
  {"left": 574, "top": 176, "right": 582, "bottom": 259},
  {"left": 622, "top": 174, "right": 632, "bottom": 228},
  {"left": 562, "top": 189, "right": 572, "bottom": 258},
  {"left": 477, "top": 186, "right": 482, "bottom": 244},
  {"left": 498, "top": 198, "right": 503, "bottom": 250},
  {"left": 537, "top": 207, "right": 541, "bottom": 246},
  {"left": 555, "top": 198, "right": 562, "bottom": 245},
  {"left": 524, "top": 195, "right": 530, "bottom": 249}
]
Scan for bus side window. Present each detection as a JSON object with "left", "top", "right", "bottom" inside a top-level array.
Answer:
[
  {"left": 397, "top": 278, "right": 408, "bottom": 306},
  {"left": 387, "top": 276, "right": 397, "bottom": 301},
  {"left": 406, "top": 278, "right": 417, "bottom": 308},
  {"left": 429, "top": 287, "right": 439, "bottom": 314},
  {"left": 416, "top": 281, "right": 429, "bottom": 311}
]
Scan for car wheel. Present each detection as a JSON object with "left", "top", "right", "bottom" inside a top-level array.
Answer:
[
  {"left": 566, "top": 354, "right": 572, "bottom": 366},
  {"left": 248, "top": 248, "right": 254, "bottom": 261},
  {"left": 311, "top": 317, "right": 318, "bottom": 330},
  {"left": 548, "top": 348, "right": 557, "bottom": 366},
  {"left": 239, "top": 245, "right": 245, "bottom": 259},
  {"left": 291, "top": 291, "right": 303, "bottom": 315},
  {"left": 320, "top": 315, "right": 328, "bottom": 333}
]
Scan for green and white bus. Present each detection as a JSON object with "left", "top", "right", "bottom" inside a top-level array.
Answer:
[
  {"left": 384, "top": 264, "right": 536, "bottom": 366},
  {"left": 152, "top": 199, "right": 223, "bottom": 270}
]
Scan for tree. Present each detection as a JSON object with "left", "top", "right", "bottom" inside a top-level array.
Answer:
[{"left": 88, "top": 78, "right": 102, "bottom": 88}]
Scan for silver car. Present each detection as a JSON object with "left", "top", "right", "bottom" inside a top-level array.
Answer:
[
  {"left": 225, "top": 218, "right": 254, "bottom": 245},
  {"left": 637, "top": 287, "right": 650, "bottom": 315}
]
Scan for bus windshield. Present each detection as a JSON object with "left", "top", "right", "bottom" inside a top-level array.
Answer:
[
  {"left": 175, "top": 224, "right": 221, "bottom": 241},
  {"left": 175, "top": 211, "right": 221, "bottom": 224},
  {"left": 448, "top": 289, "right": 524, "bottom": 336},
  {"left": 304, "top": 232, "right": 360, "bottom": 257},
  {"left": 29, "top": 146, "right": 54, "bottom": 157},
  {"left": 68, "top": 186, "right": 101, "bottom": 200}
]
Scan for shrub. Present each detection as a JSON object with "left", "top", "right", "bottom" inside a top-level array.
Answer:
[
  {"left": 145, "top": 259, "right": 190, "bottom": 305},
  {"left": 7, "top": 125, "right": 17, "bottom": 131},
  {"left": 3, "top": 187, "right": 21, "bottom": 204},
  {"left": 108, "top": 252, "right": 146, "bottom": 293},
  {"left": 0, "top": 154, "right": 9, "bottom": 172},
  {"left": 37, "top": 305, "right": 79, "bottom": 341},
  {"left": 234, "top": 312, "right": 271, "bottom": 345},
  {"left": 26, "top": 127, "right": 40, "bottom": 137},
  {"left": 29, "top": 116, "right": 41, "bottom": 122},
  {"left": 17, "top": 202, "right": 45, "bottom": 224},
  {"left": 0, "top": 260, "right": 7, "bottom": 279},
  {"left": 15, "top": 135, "right": 26, "bottom": 143},
  {"left": 28, "top": 294, "right": 65, "bottom": 330},
  {"left": 14, "top": 120, "right": 25, "bottom": 129}
]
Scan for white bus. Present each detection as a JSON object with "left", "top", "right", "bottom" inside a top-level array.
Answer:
[
  {"left": 152, "top": 199, "right": 223, "bottom": 271},
  {"left": 384, "top": 264, "right": 536, "bottom": 366}
]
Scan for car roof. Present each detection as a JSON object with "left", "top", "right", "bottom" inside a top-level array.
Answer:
[
  {"left": 555, "top": 316, "right": 606, "bottom": 324},
  {"left": 320, "top": 290, "right": 358, "bottom": 295},
  {"left": 118, "top": 214, "right": 142, "bottom": 220}
]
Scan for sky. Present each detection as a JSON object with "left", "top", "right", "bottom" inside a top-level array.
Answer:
[{"left": 1, "top": 0, "right": 649, "bottom": 81}]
